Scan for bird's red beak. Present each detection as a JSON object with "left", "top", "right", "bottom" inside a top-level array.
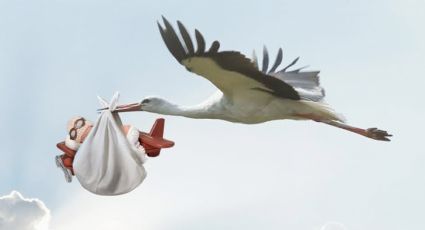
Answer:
[{"left": 98, "top": 102, "right": 142, "bottom": 113}]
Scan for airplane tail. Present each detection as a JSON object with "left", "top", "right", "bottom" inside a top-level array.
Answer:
[
  {"left": 142, "top": 118, "right": 174, "bottom": 157},
  {"left": 150, "top": 118, "right": 165, "bottom": 138}
]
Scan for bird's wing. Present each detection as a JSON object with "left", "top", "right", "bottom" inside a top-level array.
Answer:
[
  {"left": 158, "top": 17, "right": 301, "bottom": 101},
  {"left": 253, "top": 47, "right": 325, "bottom": 102}
]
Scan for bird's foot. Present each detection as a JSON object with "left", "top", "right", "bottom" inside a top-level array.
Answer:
[{"left": 365, "top": 128, "right": 392, "bottom": 141}]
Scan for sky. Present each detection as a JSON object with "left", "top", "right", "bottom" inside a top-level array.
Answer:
[{"left": 0, "top": 0, "right": 424, "bottom": 229}]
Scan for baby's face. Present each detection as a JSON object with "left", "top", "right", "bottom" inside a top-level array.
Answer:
[{"left": 67, "top": 116, "right": 93, "bottom": 143}]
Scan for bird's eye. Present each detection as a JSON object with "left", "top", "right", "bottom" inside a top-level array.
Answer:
[{"left": 141, "top": 99, "right": 151, "bottom": 104}]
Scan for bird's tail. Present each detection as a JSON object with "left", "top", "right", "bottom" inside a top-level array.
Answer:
[{"left": 301, "top": 100, "right": 346, "bottom": 123}]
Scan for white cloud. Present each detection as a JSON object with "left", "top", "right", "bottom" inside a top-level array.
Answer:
[
  {"left": 0, "top": 191, "right": 50, "bottom": 230},
  {"left": 320, "top": 222, "right": 348, "bottom": 230}
]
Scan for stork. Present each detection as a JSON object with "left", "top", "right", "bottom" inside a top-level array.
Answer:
[{"left": 113, "top": 17, "right": 391, "bottom": 141}]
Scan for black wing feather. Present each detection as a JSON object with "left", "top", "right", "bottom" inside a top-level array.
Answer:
[
  {"left": 195, "top": 29, "right": 206, "bottom": 54},
  {"left": 209, "top": 41, "right": 220, "bottom": 53},
  {"left": 261, "top": 46, "right": 269, "bottom": 73},
  {"left": 177, "top": 21, "right": 195, "bottom": 55},
  {"left": 281, "top": 56, "right": 300, "bottom": 72},
  {"left": 268, "top": 48, "right": 283, "bottom": 73},
  {"left": 158, "top": 21, "right": 186, "bottom": 62}
]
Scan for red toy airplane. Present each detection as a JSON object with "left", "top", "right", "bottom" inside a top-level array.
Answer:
[{"left": 136, "top": 118, "right": 175, "bottom": 157}]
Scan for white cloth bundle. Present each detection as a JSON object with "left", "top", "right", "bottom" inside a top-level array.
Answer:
[{"left": 73, "top": 93, "right": 147, "bottom": 196}]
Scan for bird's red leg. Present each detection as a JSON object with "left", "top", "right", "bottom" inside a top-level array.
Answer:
[
  {"left": 295, "top": 114, "right": 392, "bottom": 141},
  {"left": 320, "top": 120, "right": 392, "bottom": 141}
]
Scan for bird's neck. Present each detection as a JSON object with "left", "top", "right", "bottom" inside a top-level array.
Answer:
[{"left": 153, "top": 102, "right": 213, "bottom": 119}]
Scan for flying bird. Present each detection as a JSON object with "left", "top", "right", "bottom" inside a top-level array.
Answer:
[{"left": 113, "top": 17, "right": 392, "bottom": 141}]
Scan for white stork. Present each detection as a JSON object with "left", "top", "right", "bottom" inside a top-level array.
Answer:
[{"left": 114, "top": 17, "right": 391, "bottom": 141}]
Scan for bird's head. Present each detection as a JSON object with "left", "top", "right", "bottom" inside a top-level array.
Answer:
[
  {"left": 104, "top": 96, "right": 169, "bottom": 113},
  {"left": 137, "top": 96, "right": 169, "bottom": 113}
]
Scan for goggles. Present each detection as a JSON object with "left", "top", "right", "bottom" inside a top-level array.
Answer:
[{"left": 69, "top": 118, "right": 86, "bottom": 140}]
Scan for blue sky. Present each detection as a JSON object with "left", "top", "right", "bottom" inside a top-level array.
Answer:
[{"left": 0, "top": 0, "right": 424, "bottom": 229}]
